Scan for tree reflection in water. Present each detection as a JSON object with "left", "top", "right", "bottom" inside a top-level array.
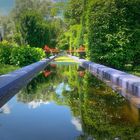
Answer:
[{"left": 17, "top": 64, "right": 140, "bottom": 140}]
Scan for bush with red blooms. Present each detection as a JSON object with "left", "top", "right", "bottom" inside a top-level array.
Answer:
[
  {"left": 78, "top": 71, "right": 85, "bottom": 77},
  {"left": 44, "top": 45, "right": 51, "bottom": 53},
  {"left": 44, "top": 45, "right": 59, "bottom": 54},
  {"left": 77, "top": 45, "right": 85, "bottom": 53},
  {"left": 50, "top": 64, "right": 57, "bottom": 68},
  {"left": 43, "top": 70, "right": 52, "bottom": 77}
]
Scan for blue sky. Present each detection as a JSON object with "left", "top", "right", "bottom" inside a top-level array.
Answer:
[
  {"left": 0, "top": 0, "right": 15, "bottom": 15},
  {"left": 0, "top": 0, "right": 67, "bottom": 15}
]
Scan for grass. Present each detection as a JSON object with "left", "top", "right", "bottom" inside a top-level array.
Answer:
[
  {"left": 0, "top": 64, "right": 19, "bottom": 75},
  {"left": 54, "top": 56, "right": 77, "bottom": 63},
  {"left": 131, "top": 72, "right": 140, "bottom": 77},
  {"left": 130, "top": 66, "right": 140, "bottom": 77}
]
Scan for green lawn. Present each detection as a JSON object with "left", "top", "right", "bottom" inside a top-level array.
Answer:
[
  {"left": 54, "top": 56, "right": 77, "bottom": 63},
  {"left": 0, "top": 64, "right": 19, "bottom": 75},
  {"left": 130, "top": 66, "right": 140, "bottom": 77}
]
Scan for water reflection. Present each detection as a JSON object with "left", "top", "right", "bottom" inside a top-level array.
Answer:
[
  {"left": 28, "top": 100, "right": 50, "bottom": 109},
  {"left": 0, "top": 104, "right": 10, "bottom": 114},
  {"left": 71, "top": 117, "right": 82, "bottom": 132},
  {"left": 55, "top": 82, "right": 72, "bottom": 96},
  {"left": 1, "top": 63, "right": 140, "bottom": 140}
]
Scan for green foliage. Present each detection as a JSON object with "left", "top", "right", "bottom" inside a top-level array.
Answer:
[
  {"left": 63, "top": 0, "right": 140, "bottom": 70},
  {"left": 61, "top": 0, "right": 88, "bottom": 53},
  {"left": 0, "top": 42, "right": 45, "bottom": 67},
  {"left": 130, "top": 66, "right": 140, "bottom": 76},
  {"left": 0, "top": 64, "right": 19, "bottom": 75},
  {"left": 13, "top": 32, "right": 23, "bottom": 45},
  {"left": 87, "top": 0, "right": 140, "bottom": 70},
  {"left": 13, "top": 0, "right": 53, "bottom": 21},
  {"left": 58, "top": 24, "right": 82, "bottom": 52},
  {"left": 0, "top": 41, "right": 13, "bottom": 64},
  {"left": 58, "top": 34, "right": 69, "bottom": 50},
  {"left": 70, "top": 25, "right": 82, "bottom": 48},
  {"left": 10, "top": 46, "right": 45, "bottom": 66},
  {"left": 20, "top": 11, "right": 50, "bottom": 48},
  {"left": 1, "top": 0, "right": 65, "bottom": 49},
  {"left": 49, "top": 19, "right": 65, "bottom": 48},
  {"left": 64, "top": 0, "right": 83, "bottom": 25},
  {"left": 1, "top": 0, "right": 140, "bottom": 71},
  {"left": 0, "top": 16, "right": 16, "bottom": 42},
  {"left": 11, "top": 0, "right": 65, "bottom": 48}
]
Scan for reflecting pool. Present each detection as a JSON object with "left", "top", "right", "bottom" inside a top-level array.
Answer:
[{"left": 0, "top": 62, "right": 140, "bottom": 140}]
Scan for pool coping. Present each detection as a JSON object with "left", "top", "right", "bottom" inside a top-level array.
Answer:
[
  {"left": 68, "top": 55, "right": 140, "bottom": 108},
  {"left": 0, "top": 56, "right": 57, "bottom": 108}
]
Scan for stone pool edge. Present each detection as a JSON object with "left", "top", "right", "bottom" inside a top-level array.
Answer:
[
  {"left": 0, "top": 56, "right": 57, "bottom": 108},
  {"left": 68, "top": 55, "right": 140, "bottom": 108}
]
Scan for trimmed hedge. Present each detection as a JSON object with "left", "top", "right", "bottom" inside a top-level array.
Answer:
[
  {"left": 87, "top": 0, "right": 140, "bottom": 70},
  {"left": 10, "top": 47, "right": 45, "bottom": 66},
  {"left": 0, "top": 42, "right": 45, "bottom": 67},
  {"left": 0, "top": 45, "right": 12, "bottom": 65}
]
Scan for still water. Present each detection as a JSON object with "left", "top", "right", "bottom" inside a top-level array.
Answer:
[{"left": 0, "top": 62, "right": 140, "bottom": 140}]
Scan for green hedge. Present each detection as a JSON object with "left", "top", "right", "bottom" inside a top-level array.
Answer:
[
  {"left": 0, "top": 41, "right": 14, "bottom": 64},
  {"left": 0, "top": 42, "right": 45, "bottom": 67},
  {"left": 87, "top": 0, "right": 140, "bottom": 70},
  {"left": 0, "top": 45, "right": 12, "bottom": 64},
  {"left": 10, "top": 47, "right": 45, "bottom": 66}
]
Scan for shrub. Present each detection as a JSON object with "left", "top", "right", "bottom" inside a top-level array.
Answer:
[
  {"left": 10, "top": 46, "right": 45, "bottom": 66},
  {"left": 0, "top": 41, "right": 45, "bottom": 67},
  {"left": 87, "top": 0, "right": 140, "bottom": 70},
  {"left": 0, "top": 41, "right": 13, "bottom": 64},
  {"left": 20, "top": 11, "right": 50, "bottom": 48}
]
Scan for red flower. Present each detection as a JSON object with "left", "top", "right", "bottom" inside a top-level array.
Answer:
[
  {"left": 78, "top": 71, "right": 85, "bottom": 77},
  {"left": 43, "top": 70, "right": 52, "bottom": 77},
  {"left": 50, "top": 64, "right": 57, "bottom": 68},
  {"left": 44, "top": 45, "right": 51, "bottom": 52}
]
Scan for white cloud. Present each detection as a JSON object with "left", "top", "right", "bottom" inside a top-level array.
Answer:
[
  {"left": 71, "top": 117, "right": 82, "bottom": 132},
  {"left": 0, "top": 104, "right": 11, "bottom": 114},
  {"left": 28, "top": 100, "right": 50, "bottom": 109}
]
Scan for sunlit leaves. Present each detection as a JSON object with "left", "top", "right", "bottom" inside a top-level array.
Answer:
[{"left": 87, "top": 0, "right": 140, "bottom": 70}]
